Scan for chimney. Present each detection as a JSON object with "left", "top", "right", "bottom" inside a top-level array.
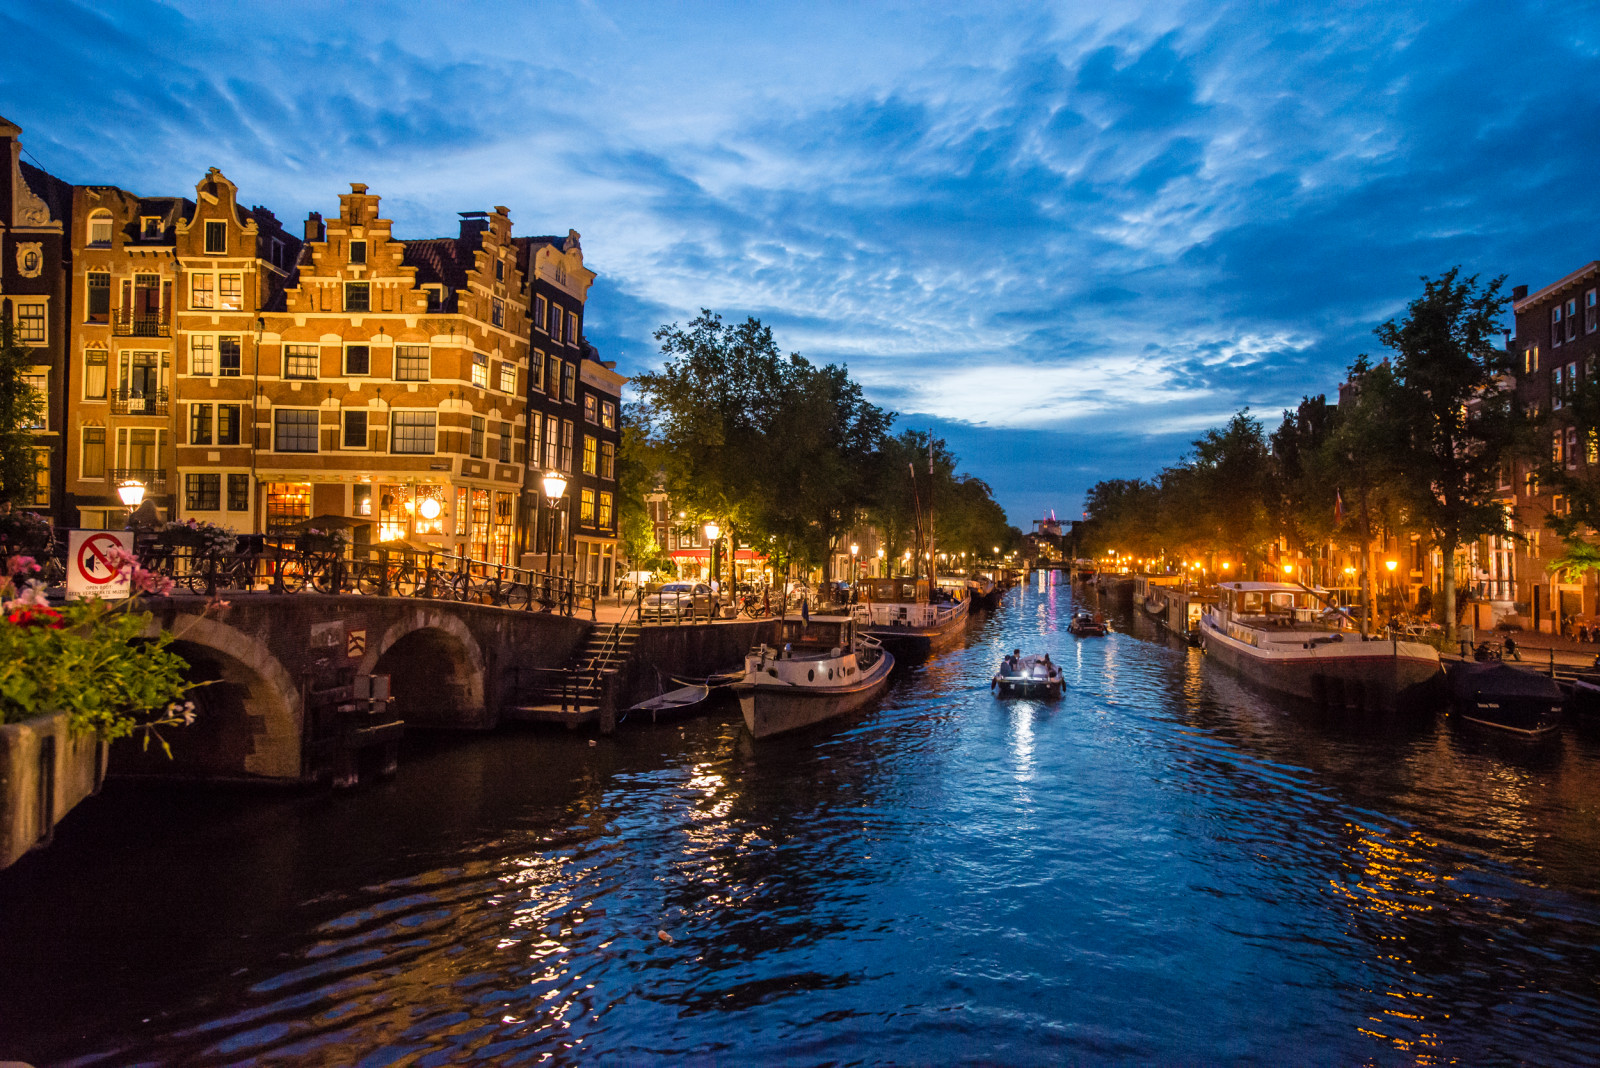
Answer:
[
  {"left": 304, "top": 211, "right": 324, "bottom": 243},
  {"left": 1512, "top": 284, "right": 1528, "bottom": 302},
  {"left": 458, "top": 210, "right": 490, "bottom": 240}
]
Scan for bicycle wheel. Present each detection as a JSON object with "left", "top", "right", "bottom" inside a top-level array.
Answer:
[{"left": 501, "top": 582, "right": 532, "bottom": 610}]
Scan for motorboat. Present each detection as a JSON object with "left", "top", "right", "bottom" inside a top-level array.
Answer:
[
  {"left": 1199, "top": 581, "right": 1442, "bottom": 713},
  {"left": 857, "top": 576, "right": 970, "bottom": 656},
  {"left": 1068, "top": 610, "right": 1108, "bottom": 636},
  {"left": 992, "top": 653, "right": 1063, "bottom": 698},
  {"left": 735, "top": 614, "right": 894, "bottom": 738},
  {"left": 1445, "top": 661, "right": 1562, "bottom": 736}
]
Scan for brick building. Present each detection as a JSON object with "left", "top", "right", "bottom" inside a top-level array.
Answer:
[
  {"left": 1509, "top": 262, "right": 1600, "bottom": 631},
  {"left": 0, "top": 116, "right": 73, "bottom": 522}
]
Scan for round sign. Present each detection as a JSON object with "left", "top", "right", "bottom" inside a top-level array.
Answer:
[{"left": 76, "top": 532, "right": 124, "bottom": 585}]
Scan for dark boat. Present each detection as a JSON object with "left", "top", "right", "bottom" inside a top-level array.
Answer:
[
  {"left": 1068, "top": 610, "right": 1108, "bottom": 636},
  {"left": 735, "top": 615, "right": 894, "bottom": 738},
  {"left": 992, "top": 654, "right": 1063, "bottom": 698},
  {"left": 627, "top": 684, "right": 711, "bottom": 723},
  {"left": 1445, "top": 660, "right": 1563, "bottom": 735}
]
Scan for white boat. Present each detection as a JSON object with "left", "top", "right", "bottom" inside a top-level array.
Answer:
[
  {"left": 1199, "top": 581, "right": 1441, "bottom": 712},
  {"left": 628, "top": 684, "right": 710, "bottom": 723},
  {"left": 735, "top": 615, "right": 894, "bottom": 738},
  {"left": 857, "top": 576, "right": 970, "bottom": 655}
]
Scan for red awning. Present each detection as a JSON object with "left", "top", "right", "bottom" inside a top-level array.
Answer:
[{"left": 669, "top": 548, "right": 765, "bottom": 561}]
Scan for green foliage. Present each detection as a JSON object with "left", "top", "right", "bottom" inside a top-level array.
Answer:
[
  {"left": 1548, "top": 538, "right": 1600, "bottom": 582},
  {"left": 0, "top": 318, "right": 44, "bottom": 507},
  {"left": 0, "top": 596, "right": 193, "bottom": 744}
]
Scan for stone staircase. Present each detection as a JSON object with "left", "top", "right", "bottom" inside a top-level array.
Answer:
[{"left": 509, "top": 622, "right": 639, "bottom": 728}]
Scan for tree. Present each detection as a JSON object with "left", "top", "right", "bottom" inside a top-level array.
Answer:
[
  {"left": 0, "top": 319, "right": 43, "bottom": 507},
  {"left": 1379, "top": 268, "right": 1514, "bottom": 639},
  {"left": 614, "top": 403, "right": 672, "bottom": 576},
  {"left": 1270, "top": 395, "right": 1339, "bottom": 568},
  {"left": 1178, "top": 410, "right": 1276, "bottom": 572}
]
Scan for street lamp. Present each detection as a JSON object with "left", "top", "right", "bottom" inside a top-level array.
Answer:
[
  {"left": 704, "top": 521, "right": 721, "bottom": 586},
  {"left": 1281, "top": 563, "right": 1294, "bottom": 577},
  {"left": 541, "top": 470, "right": 567, "bottom": 575},
  {"left": 116, "top": 478, "right": 146, "bottom": 508}
]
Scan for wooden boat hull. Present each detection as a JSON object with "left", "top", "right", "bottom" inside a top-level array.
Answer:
[
  {"left": 737, "top": 651, "right": 895, "bottom": 739},
  {"left": 1200, "top": 616, "right": 1441, "bottom": 713},
  {"left": 864, "top": 598, "right": 970, "bottom": 657}
]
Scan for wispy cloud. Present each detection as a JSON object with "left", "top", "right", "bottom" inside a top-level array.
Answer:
[{"left": 5, "top": 0, "right": 1598, "bottom": 523}]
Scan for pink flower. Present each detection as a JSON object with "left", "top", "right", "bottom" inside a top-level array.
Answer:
[{"left": 6, "top": 555, "right": 39, "bottom": 578}]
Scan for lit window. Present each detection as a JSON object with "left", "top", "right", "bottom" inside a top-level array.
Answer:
[
  {"left": 285, "top": 344, "right": 319, "bottom": 379},
  {"left": 81, "top": 427, "right": 106, "bottom": 479},
  {"left": 390, "top": 410, "right": 437, "bottom": 454},
  {"left": 273, "top": 409, "right": 320, "bottom": 453},
  {"left": 88, "top": 212, "right": 113, "bottom": 246},
  {"left": 395, "top": 345, "right": 429, "bottom": 381},
  {"left": 498, "top": 363, "right": 516, "bottom": 393},
  {"left": 190, "top": 336, "right": 215, "bottom": 376},
  {"left": 601, "top": 400, "right": 616, "bottom": 429},
  {"left": 567, "top": 310, "right": 578, "bottom": 345},
  {"left": 191, "top": 274, "right": 214, "bottom": 309},
  {"left": 15, "top": 303, "right": 45, "bottom": 343},
  {"left": 219, "top": 273, "right": 243, "bottom": 310},
  {"left": 584, "top": 393, "right": 597, "bottom": 422},
  {"left": 599, "top": 491, "right": 613, "bottom": 529},
  {"left": 20, "top": 373, "right": 46, "bottom": 429},
  {"left": 580, "top": 487, "right": 595, "bottom": 523},
  {"left": 472, "top": 353, "right": 488, "bottom": 387},
  {"left": 582, "top": 434, "right": 597, "bottom": 475}
]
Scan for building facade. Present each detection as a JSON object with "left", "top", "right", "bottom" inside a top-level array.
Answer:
[
  {"left": 1510, "top": 262, "right": 1600, "bottom": 631},
  {"left": 0, "top": 116, "right": 73, "bottom": 522}
]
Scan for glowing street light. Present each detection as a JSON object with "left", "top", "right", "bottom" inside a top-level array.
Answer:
[{"left": 116, "top": 478, "right": 146, "bottom": 508}]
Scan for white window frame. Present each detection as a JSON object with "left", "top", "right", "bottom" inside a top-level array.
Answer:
[
  {"left": 272, "top": 407, "right": 321, "bottom": 453},
  {"left": 13, "top": 300, "right": 47, "bottom": 344},
  {"left": 341, "top": 408, "right": 369, "bottom": 450}
]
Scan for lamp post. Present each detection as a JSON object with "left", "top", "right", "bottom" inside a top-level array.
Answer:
[
  {"left": 1385, "top": 558, "right": 1399, "bottom": 615},
  {"left": 541, "top": 470, "right": 567, "bottom": 577},
  {"left": 876, "top": 546, "right": 885, "bottom": 578},
  {"left": 116, "top": 478, "right": 146, "bottom": 510},
  {"left": 703, "top": 520, "right": 721, "bottom": 588}
]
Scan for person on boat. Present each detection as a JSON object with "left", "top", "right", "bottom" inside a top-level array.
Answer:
[
  {"left": 1503, "top": 634, "right": 1519, "bottom": 661},
  {"left": 1041, "top": 653, "right": 1055, "bottom": 677}
]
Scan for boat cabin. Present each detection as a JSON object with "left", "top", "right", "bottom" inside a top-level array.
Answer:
[
  {"left": 773, "top": 614, "right": 857, "bottom": 651},
  {"left": 1219, "top": 582, "right": 1329, "bottom": 626},
  {"left": 862, "top": 577, "right": 929, "bottom": 604}
]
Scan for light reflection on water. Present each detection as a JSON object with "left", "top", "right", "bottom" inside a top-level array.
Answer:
[{"left": 3, "top": 582, "right": 1600, "bottom": 1065}]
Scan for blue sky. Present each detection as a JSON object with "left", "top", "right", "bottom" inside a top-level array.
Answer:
[{"left": 5, "top": 0, "right": 1599, "bottom": 528}]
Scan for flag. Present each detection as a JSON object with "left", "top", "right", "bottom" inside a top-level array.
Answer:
[
  {"left": 1334, "top": 489, "right": 1344, "bottom": 524},
  {"left": 801, "top": 598, "right": 810, "bottom": 625}
]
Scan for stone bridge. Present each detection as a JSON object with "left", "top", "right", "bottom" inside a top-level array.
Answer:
[{"left": 120, "top": 594, "right": 591, "bottom": 785}]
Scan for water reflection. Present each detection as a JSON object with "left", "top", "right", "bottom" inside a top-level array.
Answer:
[{"left": 4, "top": 582, "right": 1600, "bottom": 1064}]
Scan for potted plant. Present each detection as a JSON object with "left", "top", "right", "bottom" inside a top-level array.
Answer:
[{"left": 0, "top": 550, "right": 196, "bottom": 869}]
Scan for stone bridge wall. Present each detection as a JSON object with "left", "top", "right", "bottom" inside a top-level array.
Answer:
[{"left": 120, "top": 594, "right": 590, "bottom": 784}]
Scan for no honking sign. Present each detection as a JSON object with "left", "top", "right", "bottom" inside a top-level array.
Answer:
[{"left": 67, "top": 530, "right": 135, "bottom": 600}]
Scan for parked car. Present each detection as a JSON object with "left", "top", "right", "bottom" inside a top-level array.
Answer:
[{"left": 641, "top": 582, "right": 714, "bottom": 621}]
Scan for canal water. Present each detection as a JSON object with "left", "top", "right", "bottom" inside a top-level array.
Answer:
[{"left": 4, "top": 577, "right": 1600, "bottom": 1065}]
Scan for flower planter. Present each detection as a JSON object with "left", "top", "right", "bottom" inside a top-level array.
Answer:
[{"left": 0, "top": 712, "right": 107, "bottom": 871}]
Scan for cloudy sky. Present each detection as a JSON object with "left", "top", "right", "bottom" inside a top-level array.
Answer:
[{"left": 5, "top": 0, "right": 1598, "bottom": 527}]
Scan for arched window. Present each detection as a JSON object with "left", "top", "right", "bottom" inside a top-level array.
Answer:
[{"left": 87, "top": 210, "right": 113, "bottom": 247}]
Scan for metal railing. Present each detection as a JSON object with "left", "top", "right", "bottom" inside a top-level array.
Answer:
[
  {"left": 108, "top": 468, "right": 167, "bottom": 492},
  {"left": 134, "top": 537, "right": 601, "bottom": 618},
  {"left": 111, "top": 310, "right": 170, "bottom": 337},
  {"left": 110, "top": 388, "right": 169, "bottom": 415}
]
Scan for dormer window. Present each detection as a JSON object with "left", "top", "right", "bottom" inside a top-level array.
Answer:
[
  {"left": 88, "top": 211, "right": 113, "bottom": 247},
  {"left": 205, "top": 220, "right": 227, "bottom": 254},
  {"left": 423, "top": 285, "right": 443, "bottom": 313},
  {"left": 349, "top": 240, "right": 367, "bottom": 265},
  {"left": 141, "top": 216, "right": 162, "bottom": 240}
]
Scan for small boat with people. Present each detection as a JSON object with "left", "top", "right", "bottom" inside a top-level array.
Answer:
[
  {"left": 1445, "top": 660, "right": 1563, "bottom": 736},
  {"left": 734, "top": 614, "right": 894, "bottom": 739},
  {"left": 1199, "top": 581, "right": 1442, "bottom": 713},
  {"left": 992, "top": 648, "right": 1063, "bottom": 698},
  {"left": 1068, "top": 609, "right": 1109, "bottom": 636}
]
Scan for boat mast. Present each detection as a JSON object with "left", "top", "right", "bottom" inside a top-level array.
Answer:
[
  {"left": 927, "top": 434, "right": 935, "bottom": 580},
  {"left": 908, "top": 462, "right": 924, "bottom": 582}
]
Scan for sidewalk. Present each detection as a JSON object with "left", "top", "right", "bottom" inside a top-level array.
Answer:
[{"left": 1449, "top": 628, "right": 1600, "bottom": 670}]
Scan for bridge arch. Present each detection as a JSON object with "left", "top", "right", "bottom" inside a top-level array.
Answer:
[
  {"left": 363, "top": 609, "right": 488, "bottom": 727},
  {"left": 133, "top": 615, "right": 303, "bottom": 779}
]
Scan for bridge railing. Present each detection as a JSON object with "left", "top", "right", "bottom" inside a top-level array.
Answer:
[{"left": 130, "top": 536, "right": 601, "bottom": 618}]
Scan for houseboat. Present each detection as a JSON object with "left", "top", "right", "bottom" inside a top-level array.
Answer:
[
  {"left": 858, "top": 576, "right": 970, "bottom": 656},
  {"left": 735, "top": 615, "right": 894, "bottom": 738},
  {"left": 1199, "top": 581, "right": 1442, "bottom": 712}
]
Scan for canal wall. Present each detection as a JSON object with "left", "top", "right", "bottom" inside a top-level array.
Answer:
[
  {"left": 621, "top": 620, "right": 779, "bottom": 706},
  {"left": 0, "top": 711, "right": 107, "bottom": 871}
]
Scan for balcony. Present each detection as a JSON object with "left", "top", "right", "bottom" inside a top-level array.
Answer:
[
  {"left": 111, "top": 309, "right": 170, "bottom": 337},
  {"left": 108, "top": 468, "right": 168, "bottom": 493},
  {"left": 110, "top": 388, "right": 169, "bottom": 416}
]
